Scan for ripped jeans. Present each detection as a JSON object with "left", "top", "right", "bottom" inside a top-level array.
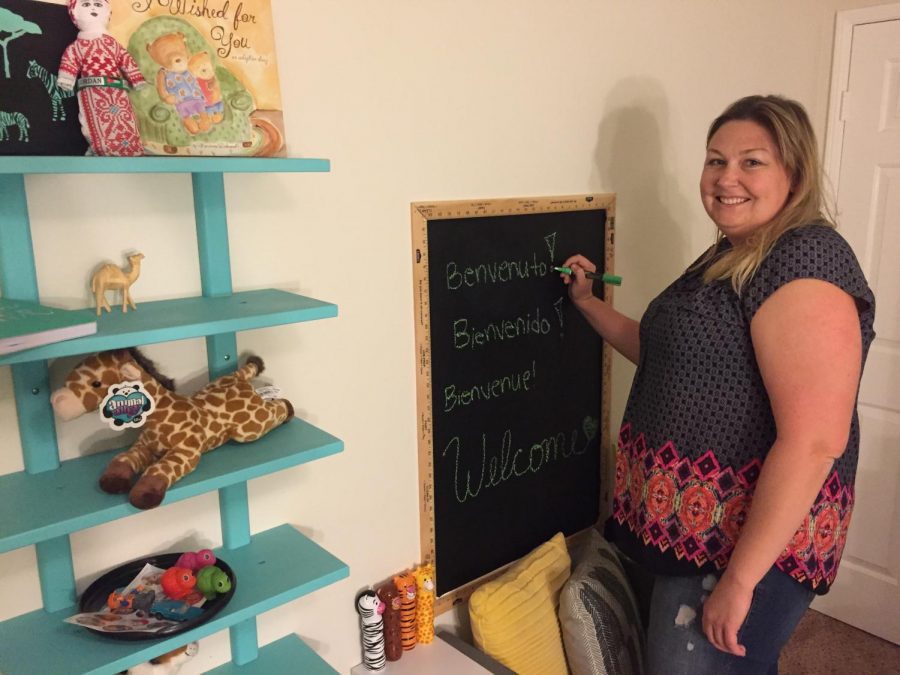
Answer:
[{"left": 646, "top": 565, "right": 814, "bottom": 675}]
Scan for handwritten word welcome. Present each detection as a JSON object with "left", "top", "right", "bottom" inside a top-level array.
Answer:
[{"left": 442, "top": 424, "right": 592, "bottom": 504}]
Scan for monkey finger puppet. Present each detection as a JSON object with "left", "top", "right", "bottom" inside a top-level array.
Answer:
[
  {"left": 355, "top": 590, "right": 386, "bottom": 672},
  {"left": 413, "top": 563, "right": 436, "bottom": 644},
  {"left": 376, "top": 581, "right": 404, "bottom": 662},
  {"left": 392, "top": 571, "right": 418, "bottom": 651},
  {"left": 57, "top": 0, "right": 147, "bottom": 156}
]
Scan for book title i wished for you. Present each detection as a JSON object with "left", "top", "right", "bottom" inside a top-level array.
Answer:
[{"left": 131, "top": 0, "right": 261, "bottom": 59}]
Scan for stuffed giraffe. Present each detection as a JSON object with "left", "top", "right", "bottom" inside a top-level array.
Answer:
[
  {"left": 413, "top": 563, "right": 435, "bottom": 644},
  {"left": 50, "top": 348, "right": 293, "bottom": 509},
  {"left": 392, "top": 571, "right": 417, "bottom": 651}
]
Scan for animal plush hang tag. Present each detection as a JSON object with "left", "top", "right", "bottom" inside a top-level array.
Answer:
[{"left": 99, "top": 381, "right": 155, "bottom": 429}]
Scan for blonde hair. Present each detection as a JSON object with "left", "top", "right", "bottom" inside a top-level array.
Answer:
[{"left": 698, "top": 95, "right": 835, "bottom": 293}]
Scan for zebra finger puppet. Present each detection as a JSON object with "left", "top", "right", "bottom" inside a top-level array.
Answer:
[{"left": 355, "top": 589, "right": 386, "bottom": 672}]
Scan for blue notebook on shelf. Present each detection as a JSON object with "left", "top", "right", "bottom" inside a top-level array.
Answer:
[{"left": 0, "top": 298, "right": 97, "bottom": 355}]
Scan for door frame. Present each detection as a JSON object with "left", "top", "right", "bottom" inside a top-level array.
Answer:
[{"left": 824, "top": 2, "right": 900, "bottom": 188}]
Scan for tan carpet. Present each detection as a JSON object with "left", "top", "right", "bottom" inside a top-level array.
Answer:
[{"left": 780, "top": 610, "right": 900, "bottom": 674}]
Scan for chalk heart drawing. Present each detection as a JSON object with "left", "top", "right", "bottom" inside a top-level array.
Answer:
[{"left": 583, "top": 416, "right": 599, "bottom": 442}]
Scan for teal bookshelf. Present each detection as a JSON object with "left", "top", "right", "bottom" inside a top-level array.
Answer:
[{"left": 0, "top": 157, "right": 346, "bottom": 673}]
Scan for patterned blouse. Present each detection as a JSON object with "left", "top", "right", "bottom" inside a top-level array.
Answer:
[{"left": 606, "top": 224, "right": 875, "bottom": 594}]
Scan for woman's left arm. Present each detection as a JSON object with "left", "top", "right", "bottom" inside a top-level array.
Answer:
[{"left": 702, "top": 278, "right": 863, "bottom": 657}]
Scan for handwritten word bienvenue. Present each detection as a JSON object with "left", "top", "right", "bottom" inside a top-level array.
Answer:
[
  {"left": 453, "top": 306, "right": 552, "bottom": 350},
  {"left": 443, "top": 360, "right": 535, "bottom": 413},
  {"left": 446, "top": 253, "right": 549, "bottom": 291},
  {"left": 442, "top": 421, "right": 596, "bottom": 504}
]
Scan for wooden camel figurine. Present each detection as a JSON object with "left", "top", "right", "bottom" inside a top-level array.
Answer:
[
  {"left": 91, "top": 252, "right": 144, "bottom": 316},
  {"left": 50, "top": 348, "right": 294, "bottom": 509}
]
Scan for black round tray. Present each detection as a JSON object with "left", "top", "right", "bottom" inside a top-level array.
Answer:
[{"left": 78, "top": 552, "right": 235, "bottom": 641}]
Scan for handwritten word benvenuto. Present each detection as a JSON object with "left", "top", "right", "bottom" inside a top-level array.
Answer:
[
  {"left": 446, "top": 252, "right": 550, "bottom": 291},
  {"left": 442, "top": 421, "right": 596, "bottom": 504}
]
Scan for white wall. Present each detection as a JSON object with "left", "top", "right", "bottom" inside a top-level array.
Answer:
[{"left": 0, "top": 0, "right": 887, "bottom": 672}]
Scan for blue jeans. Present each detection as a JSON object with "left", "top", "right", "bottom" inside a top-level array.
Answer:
[{"left": 645, "top": 565, "right": 814, "bottom": 675}]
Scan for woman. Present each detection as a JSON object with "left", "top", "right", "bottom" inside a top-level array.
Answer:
[{"left": 563, "top": 95, "right": 875, "bottom": 674}]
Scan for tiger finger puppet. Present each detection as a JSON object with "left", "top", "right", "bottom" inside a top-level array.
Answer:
[
  {"left": 355, "top": 590, "right": 386, "bottom": 672},
  {"left": 50, "top": 348, "right": 293, "bottom": 509},
  {"left": 392, "top": 571, "right": 418, "bottom": 651},
  {"left": 413, "top": 563, "right": 435, "bottom": 644},
  {"left": 376, "top": 581, "right": 404, "bottom": 661}
]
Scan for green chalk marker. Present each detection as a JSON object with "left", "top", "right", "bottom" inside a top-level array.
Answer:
[{"left": 554, "top": 266, "right": 622, "bottom": 286}]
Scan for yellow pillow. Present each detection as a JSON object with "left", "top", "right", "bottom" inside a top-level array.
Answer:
[{"left": 468, "top": 532, "right": 571, "bottom": 675}]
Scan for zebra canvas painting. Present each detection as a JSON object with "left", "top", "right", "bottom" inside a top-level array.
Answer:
[
  {"left": 0, "top": 0, "right": 86, "bottom": 155},
  {"left": 0, "top": 112, "right": 29, "bottom": 143},
  {"left": 27, "top": 60, "right": 74, "bottom": 122}
]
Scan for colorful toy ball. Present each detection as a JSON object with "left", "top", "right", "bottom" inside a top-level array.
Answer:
[
  {"left": 160, "top": 566, "right": 196, "bottom": 600},
  {"left": 175, "top": 549, "right": 216, "bottom": 571},
  {"left": 195, "top": 565, "right": 231, "bottom": 600}
]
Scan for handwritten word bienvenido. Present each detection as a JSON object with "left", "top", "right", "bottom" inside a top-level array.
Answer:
[
  {"left": 453, "top": 306, "right": 552, "bottom": 350},
  {"left": 444, "top": 360, "right": 535, "bottom": 413},
  {"left": 446, "top": 252, "right": 549, "bottom": 291},
  {"left": 442, "top": 422, "right": 596, "bottom": 504}
]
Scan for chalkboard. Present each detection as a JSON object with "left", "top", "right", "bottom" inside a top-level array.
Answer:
[{"left": 412, "top": 194, "right": 615, "bottom": 611}]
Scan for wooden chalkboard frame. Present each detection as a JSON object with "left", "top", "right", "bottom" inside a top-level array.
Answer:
[{"left": 411, "top": 194, "right": 616, "bottom": 614}]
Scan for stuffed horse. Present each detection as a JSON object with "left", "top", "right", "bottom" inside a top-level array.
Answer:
[
  {"left": 355, "top": 590, "right": 386, "bottom": 672},
  {"left": 50, "top": 348, "right": 293, "bottom": 509},
  {"left": 376, "top": 581, "right": 404, "bottom": 661}
]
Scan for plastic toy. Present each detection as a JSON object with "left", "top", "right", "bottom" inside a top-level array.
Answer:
[
  {"left": 375, "top": 581, "right": 403, "bottom": 662},
  {"left": 194, "top": 565, "right": 231, "bottom": 600},
  {"left": 413, "top": 563, "right": 435, "bottom": 644},
  {"left": 175, "top": 549, "right": 216, "bottom": 571},
  {"left": 160, "top": 566, "right": 195, "bottom": 600},
  {"left": 392, "top": 572, "right": 417, "bottom": 651},
  {"left": 355, "top": 589, "right": 386, "bottom": 672},
  {"left": 107, "top": 586, "right": 154, "bottom": 614},
  {"left": 147, "top": 599, "right": 203, "bottom": 622},
  {"left": 57, "top": 0, "right": 147, "bottom": 156},
  {"left": 126, "top": 641, "right": 198, "bottom": 675},
  {"left": 50, "top": 348, "right": 294, "bottom": 509},
  {"left": 91, "top": 252, "right": 144, "bottom": 316}
]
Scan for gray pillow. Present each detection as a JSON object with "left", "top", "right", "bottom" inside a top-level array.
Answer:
[{"left": 559, "top": 529, "right": 645, "bottom": 675}]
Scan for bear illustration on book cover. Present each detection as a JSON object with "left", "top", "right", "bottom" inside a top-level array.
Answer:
[
  {"left": 108, "top": 0, "right": 286, "bottom": 156},
  {"left": 0, "top": 0, "right": 88, "bottom": 156}
]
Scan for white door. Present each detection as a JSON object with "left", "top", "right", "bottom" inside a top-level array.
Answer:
[{"left": 816, "top": 16, "right": 900, "bottom": 645}]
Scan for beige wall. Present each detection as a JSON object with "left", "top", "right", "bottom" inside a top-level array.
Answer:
[{"left": 0, "top": 0, "right": 889, "bottom": 671}]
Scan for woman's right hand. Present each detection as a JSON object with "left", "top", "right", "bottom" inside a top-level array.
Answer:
[{"left": 561, "top": 254, "right": 597, "bottom": 304}]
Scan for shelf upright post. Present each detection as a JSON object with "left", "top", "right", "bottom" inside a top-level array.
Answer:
[
  {"left": 191, "top": 170, "right": 258, "bottom": 665},
  {"left": 0, "top": 173, "right": 75, "bottom": 613}
]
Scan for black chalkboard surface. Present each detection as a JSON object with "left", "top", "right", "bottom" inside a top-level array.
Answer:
[{"left": 412, "top": 195, "right": 615, "bottom": 609}]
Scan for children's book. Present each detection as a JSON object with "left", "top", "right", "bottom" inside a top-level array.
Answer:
[
  {"left": 0, "top": 297, "right": 97, "bottom": 355},
  {"left": 0, "top": 0, "right": 88, "bottom": 156},
  {"left": 108, "top": 0, "right": 286, "bottom": 156}
]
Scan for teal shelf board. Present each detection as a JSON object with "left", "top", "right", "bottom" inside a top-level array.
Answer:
[
  {"left": 0, "top": 524, "right": 349, "bottom": 675},
  {"left": 0, "top": 156, "right": 330, "bottom": 175},
  {"left": 0, "top": 289, "right": 337, "bottom": 366},
  {"left": 207, "top": 634, "right": 339, "bottom": 674},
  {"left": 0, "top": 418, "right": 343, "bottom": 554}
]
